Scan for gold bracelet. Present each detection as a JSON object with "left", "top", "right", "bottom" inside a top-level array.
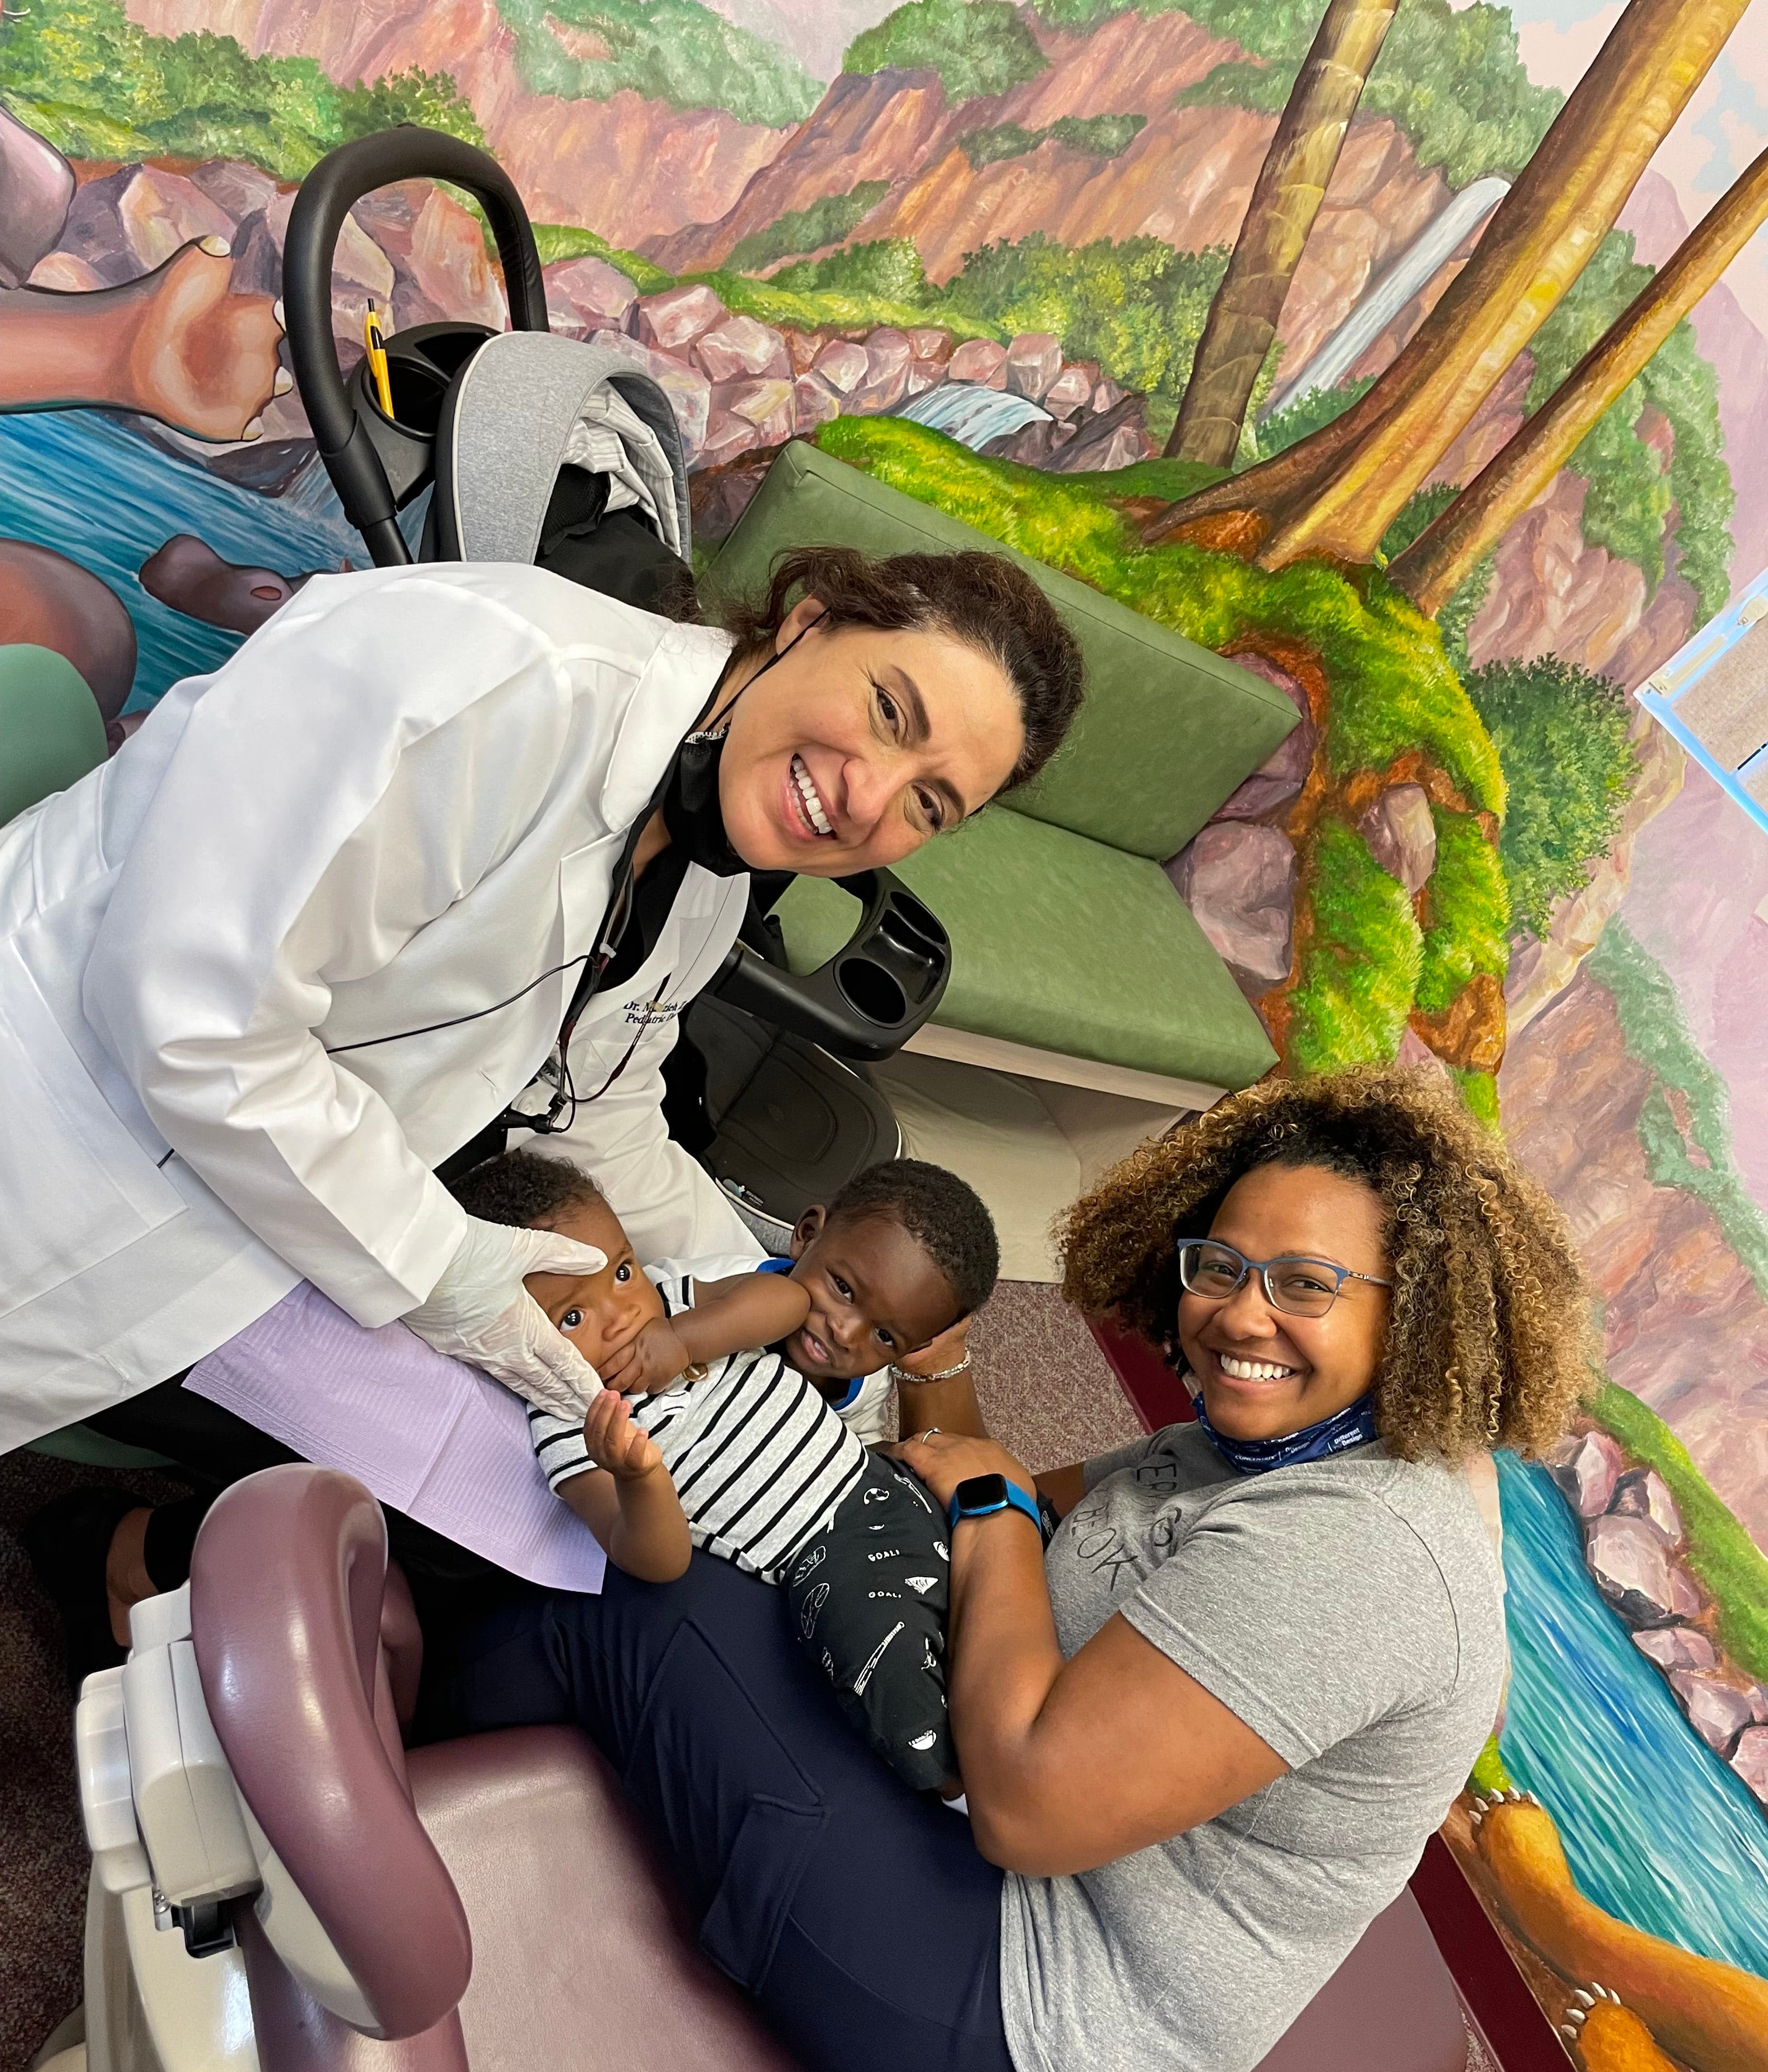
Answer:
[{"left": 890, "top": 1353, "right": 972, "bottom": 1386}]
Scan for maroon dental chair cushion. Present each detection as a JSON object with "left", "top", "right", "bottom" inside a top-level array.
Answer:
[
  {"left": 412, "top": 1724, "right": 1469, "bottom": 2072},
  {"left": 191, "top": 1467, "right": 1469, "bottom": 2072},
  {"left": 408, "top": 1727, "right": 797, "bottom": 2070}
]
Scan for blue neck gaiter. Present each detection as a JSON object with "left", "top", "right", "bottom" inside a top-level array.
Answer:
[{"left": 1192, "top": 1389, "right": 1379, "bottom": 1475}]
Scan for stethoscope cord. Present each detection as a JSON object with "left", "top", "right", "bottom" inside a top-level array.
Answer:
[{"left": 322, "top": 951, "right": 596, "bottom": 1056}]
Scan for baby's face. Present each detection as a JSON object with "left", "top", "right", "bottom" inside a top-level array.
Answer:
[
  {"left": 524, "top": 1194, "right": 665, "bottom": 1371},
  {"left": 783, "top": 1210, "right": 959, "bottom": 1383}
]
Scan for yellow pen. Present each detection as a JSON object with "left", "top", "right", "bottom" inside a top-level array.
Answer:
[{"left": 364, "top": 300, "right": 394, "bottom": 418}]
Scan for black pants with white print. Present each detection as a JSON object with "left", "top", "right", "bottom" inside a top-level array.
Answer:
[{"left": 786, "top": 1452, "right": 955, "bottom": 1793}]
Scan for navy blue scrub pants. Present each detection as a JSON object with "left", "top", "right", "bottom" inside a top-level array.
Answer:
[{"left": 447, "top": 1552, "right": 1016, "bottom": 2072}]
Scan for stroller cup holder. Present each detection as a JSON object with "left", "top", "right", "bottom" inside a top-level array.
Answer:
[
  {"left": 712, "top": 870, "right": 948, "bottom": 1063},
  {"left": 344, "top": 319, "right": 499, "bottom": 510}
]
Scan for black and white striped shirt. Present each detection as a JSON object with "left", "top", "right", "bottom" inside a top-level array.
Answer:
[{"left": 528, "top": 1259, "right": 870, "bottom": 1583}]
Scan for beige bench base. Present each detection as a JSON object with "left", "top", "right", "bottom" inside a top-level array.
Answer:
[{"left": 904, "top": 1025, "right": 1226, "bottom": 1114}]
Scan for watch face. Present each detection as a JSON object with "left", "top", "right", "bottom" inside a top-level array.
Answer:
[{"left": 956, "top": 1473, "right": 1009, "bottom": 1514}]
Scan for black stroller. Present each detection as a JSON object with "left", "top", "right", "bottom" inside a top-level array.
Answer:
[{"left": 283, "top": 127, "right": 951, "bottom": 1242}]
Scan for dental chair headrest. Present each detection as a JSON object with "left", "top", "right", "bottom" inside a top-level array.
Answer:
[{"left": 191, "top": 1465, "right": 472, "bottom": 2039}]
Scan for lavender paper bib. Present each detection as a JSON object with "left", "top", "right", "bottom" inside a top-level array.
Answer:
[{"left": 185, "top": 1282, "right": 606, "bottom": 1593}]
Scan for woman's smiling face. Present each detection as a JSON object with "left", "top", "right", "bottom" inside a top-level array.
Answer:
[
  {"left": 1176, "top": 1162, "right": 1391, "bottom": 1443},
  {"left": 714, "top": 597, "right": 1026, "bottom": 877}
]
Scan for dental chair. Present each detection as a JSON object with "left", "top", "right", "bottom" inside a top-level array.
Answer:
[
  {"left": 74, "top": 1463, "right": 799, "bottom": 2072},
  {"left": 69, "top": 1463, "right": 1474, "bottom": 2072}
]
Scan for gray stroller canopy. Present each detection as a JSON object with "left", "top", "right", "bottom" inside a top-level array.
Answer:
[{"left": 433, "top": 330, "right": 690, "bottom": 566}]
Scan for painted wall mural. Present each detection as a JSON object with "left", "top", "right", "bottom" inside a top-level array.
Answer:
[{"left": 3, "top": 0, "right": 1768, "bottom": 2062}]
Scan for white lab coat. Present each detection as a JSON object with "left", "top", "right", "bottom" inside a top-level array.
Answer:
[{"left": 0, "top": 563, "right": 763, "bottom": 1452}]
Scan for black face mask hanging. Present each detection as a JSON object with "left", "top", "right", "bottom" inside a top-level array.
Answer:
[{"left": 661, "top": 613, "right": 823, "bottom": 878}]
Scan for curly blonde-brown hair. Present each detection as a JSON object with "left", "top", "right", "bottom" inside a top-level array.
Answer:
[{"left": 1059, "top": 1067, "right": 1596, "bottom": 1462}]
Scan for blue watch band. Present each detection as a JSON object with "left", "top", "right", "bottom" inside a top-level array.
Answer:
[{"left": 947, "top": 1477, "right": 1043, "bottom": 1536}]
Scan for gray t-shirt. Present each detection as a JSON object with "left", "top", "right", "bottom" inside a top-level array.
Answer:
[{"left": 999, "top": 1423, "right": 1506, "bottom": 2072}]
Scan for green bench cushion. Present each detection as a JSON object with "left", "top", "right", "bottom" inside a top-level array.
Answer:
[
  {"left": 27, "top": 1424, "right": 177, "bottom": 1470},
  {"left": 706, "top": 442, "right": 1297, "bottom": 860},
  {"left": 775, "top": 808, "right": 1279, "bottom": 1091},
  {"left": 1, "top": 643, "right": 107, "bottom": 826}
]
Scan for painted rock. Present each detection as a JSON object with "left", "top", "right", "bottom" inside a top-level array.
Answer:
[
  {"left": 1584, "top": 1512, "right": 1683, "bottom": 1624},
  {"left": 1732, "top": 1726, "right": 1768, "bottom": 1806},
  {"left": 118, "top": 167, "right": 234, "bottom": 274},
  {"left": 0, "top": 102, "right": 75, "bottom": 289},
  {"left": 1004, "top": 332, "right": 1062, "bottom": 401},
  {"left": 1043, "top": 364, "right": 1096, "bottom": 421},
  {"left": 1547, "top": 1430, "right": 1622, "bottom": 1518},
  {"left": 1359, "top": 782, "right": 1438, "bottom": 894},
  {"left": 694, "top": 315, "right": 789, "bottom": 384},
  {"left": 637, "top": 284, "right": 724, "bottom": 353},
  {"left": 1167, "top": 824, "right": 1297, "bottom": 992},
  {"left": 813, "top": 339, "right": 871, "bottom": 396},
  {"left": 548, "top": 254, "right": 639, "bottom": 334},
  {"left": 948, "top": 338, "right": 1007, "bottom": 387},
  {"left": 853, "top": 329, "right": 913, "bottom": 412},
  {"left": 1611, "top": 1467, "right": 1683, "bottom": 1547},
  {"left": 1668, "top": 1670, "right": 1753, "bottom": 1755},
  {"left": 792, "top": 373, "right": 841, "bottom": 435},
  {"left": 1631, "top": 1626, "right": 1715, "bottom": 1674},
  {"left": 1213, "top": 660, "right": 1314, "bottom": 822}
]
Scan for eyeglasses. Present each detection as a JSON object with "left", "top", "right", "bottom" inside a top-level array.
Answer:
[{"left": 1176, "top": 1239, "right": 1391, "bottom": 1319}]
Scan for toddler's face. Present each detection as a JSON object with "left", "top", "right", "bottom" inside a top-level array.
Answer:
[
  {"left": 783, "top": 1210, "right": 959, "bottom": 1383},
  {"left": 523, "top": 1194, "right": 665, "bottom": 1371}
]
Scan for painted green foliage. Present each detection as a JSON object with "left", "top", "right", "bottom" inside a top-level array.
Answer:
[
  {"left": 1462, "top": 657, "right": 1638, "bottom": 939},
  {"left": 1525, "top": 230, "right": 1734, "bottom": 623},
  {"left": 531, "top": 223, "right": 672, "bottom": 290},
  {"left": 1417, "top": 809, "right": 1510, "bottom": 1016},
  {"left": 727, "top": 185, "right": 892, "bottom": 274},
  {"left": 770, "top": 240, "right": 934, "bottom": 304},
  {"left": 497, "top": 0, "right": 819, "bottom": 126},
  {"left": 1289, "top": 819, "right": 1424, "bottom": 1073},
  {"left": 844, "top": 0, "right": 1048, "bottom": 104},
  {"left": 1589, "top": 920, "right": 1768, "bottom": 1307},
  {"left": 959, "top": 112, "right": 1148, "bottom": 168},
  {"left": 1, "top": 0, "right": 481, "bottom": 177},
  {"left": 944, "top": 236, "right": 1231, "bottom": 410},
  {"left": 1149, "top": 0, "right": 1556, "bottom": 186}
]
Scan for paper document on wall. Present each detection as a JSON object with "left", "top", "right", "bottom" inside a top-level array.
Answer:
[{"left": 186, "top": 1281, "right": 606, "bottom": 1594}]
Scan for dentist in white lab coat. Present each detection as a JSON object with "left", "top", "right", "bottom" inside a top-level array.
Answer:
[{"left": 0, "top": 548, "right": 1079, "bottom": 1452}]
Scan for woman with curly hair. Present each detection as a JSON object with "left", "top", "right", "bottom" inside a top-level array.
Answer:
[{"left": 450, "top": 1066, "right": 1594, "bottom": 2072}]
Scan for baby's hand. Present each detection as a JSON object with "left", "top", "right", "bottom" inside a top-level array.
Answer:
[
  {"left": 582, "top": 1387, "right": 667, "bottom": 1481},
  {"left": 599, "top": 1316, "right": 697, "bottom": 1394}
]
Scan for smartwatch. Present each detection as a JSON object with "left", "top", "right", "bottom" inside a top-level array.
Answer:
[{"left": 948, "top": 1474, "right": 1044, "bottom": 1540}]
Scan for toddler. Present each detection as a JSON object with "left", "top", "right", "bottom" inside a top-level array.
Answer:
[{"left": 451, "top": 1150, "right": 1001, "bottom": 1792}]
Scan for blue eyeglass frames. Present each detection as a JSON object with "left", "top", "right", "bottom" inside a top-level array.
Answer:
[{"left": 1176, "top": 1239, "right": 1392, "bottom": 1319}]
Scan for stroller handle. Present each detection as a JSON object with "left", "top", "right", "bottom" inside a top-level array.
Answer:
[{"left": 285, "top": 127, "right": 548, "bottom": 566}]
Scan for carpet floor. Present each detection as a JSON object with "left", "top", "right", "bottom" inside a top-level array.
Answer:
[{"left": 0, "top": 1281, "right": 1135, "bottom": 2069}]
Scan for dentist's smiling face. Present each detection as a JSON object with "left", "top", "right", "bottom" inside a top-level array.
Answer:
[
  {"left": 1176, "top": 1163, "right": 1391, "bottom": 1443},
  {"left": 713, "top": 597, "right": 1025, "bottom": 876}
]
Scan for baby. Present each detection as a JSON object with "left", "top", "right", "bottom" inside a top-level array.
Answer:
[{"left": 450, "top": 1150, "right": 1002, "bottom": 1793}]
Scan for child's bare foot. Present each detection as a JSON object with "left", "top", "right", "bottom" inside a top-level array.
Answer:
[
  {"left": 1468, "top": 1790, "right": 1768, "bottom": 2071},
  {"left": 105, "top": 1507, "right": 155, "bottom": 1647}
]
